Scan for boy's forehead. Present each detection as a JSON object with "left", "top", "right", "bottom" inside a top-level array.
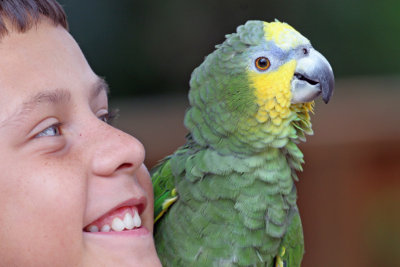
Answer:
[
  {"left": 0, "top": 19, "right": 87, "bottom": 75},
  {"left": 0, "top": 18, "right": 108, "bottom": 133},
  {"left": 0, "top": 19, "right": 98, "bottom": 112}
]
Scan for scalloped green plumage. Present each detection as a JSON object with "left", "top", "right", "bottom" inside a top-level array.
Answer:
[{"left": 150, "top": 20, "right": 325, "bottom": 267}]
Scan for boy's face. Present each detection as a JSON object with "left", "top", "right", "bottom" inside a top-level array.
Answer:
[{"left": 0, "top": 20, "right": 160, "bottom": 266}]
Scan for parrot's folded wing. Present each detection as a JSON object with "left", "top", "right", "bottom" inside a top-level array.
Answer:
[
  {"left": 275, "top": 207, "right": 305, "bottom": 267},
  {"left": 151, "top": 158, "right": 178, "bottom": 223}
]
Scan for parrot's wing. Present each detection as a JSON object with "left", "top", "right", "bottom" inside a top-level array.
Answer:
[
  {"left": 275, "top": 207, "right": 305, "bottom": 267},
  {"left": 151, "top": 157, "right": 178, "bottom": 223}
]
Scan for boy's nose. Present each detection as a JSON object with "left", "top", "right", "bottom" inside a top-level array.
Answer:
[{"left": 89, "top": 122, "right": 145, "bottom": 178}]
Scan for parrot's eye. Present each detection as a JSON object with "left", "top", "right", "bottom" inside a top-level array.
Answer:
[
  {"left": 302, "top": 48, "right": 309, "bottom": 55},
  {"left": 255, "top": 57, "right": 271, "bottom": 71}
]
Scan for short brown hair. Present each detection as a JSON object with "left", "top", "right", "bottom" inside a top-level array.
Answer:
[{"left": 0, "top": 0, "right": 68, "bottom": 36}]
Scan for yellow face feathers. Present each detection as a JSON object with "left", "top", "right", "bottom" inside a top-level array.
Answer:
[
  {"left": 245, "top": 21, "right": 314, "bottom": 133},
  {"left": 263, "top": 21, "right": 309, "bottom": 51},
  {"left": 248, "top": 60, "right": 296, "bottom": 125}
]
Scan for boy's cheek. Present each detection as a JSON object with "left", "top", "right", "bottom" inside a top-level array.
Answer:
[
  {"left": 0, "top": 176, "right": 84, "bottom": 266},
  {"left": 137, "top": 164, "right": 155, "bottom": 232}
]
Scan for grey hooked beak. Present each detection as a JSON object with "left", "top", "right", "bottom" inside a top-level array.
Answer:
[{"left": 291, "top": 48, "right": 334, "bottom": 104}]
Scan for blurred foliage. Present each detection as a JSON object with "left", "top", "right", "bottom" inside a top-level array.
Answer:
[{"left": 59, "top": 0, "right": 400, "bottom": 96}]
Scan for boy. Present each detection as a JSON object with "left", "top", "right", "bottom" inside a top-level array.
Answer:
[{"left": 0, "top": 0, "right": 161, "bottom": 266}]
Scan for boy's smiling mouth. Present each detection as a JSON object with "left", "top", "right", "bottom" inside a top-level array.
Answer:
[{"left": 83, "top": 197, "right": 146, "bottom": 234}]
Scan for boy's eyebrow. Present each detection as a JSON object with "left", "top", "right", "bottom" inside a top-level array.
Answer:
[
  {"left": 92, "top": 76, "right": 110, "bottom": 98},
  {"left": 0, "top": 76, "right": 110, "bottom": 129}
]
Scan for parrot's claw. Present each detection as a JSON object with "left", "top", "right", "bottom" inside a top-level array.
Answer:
[{"left": 275, "top": 247, "right": 286, "bottom": 267}]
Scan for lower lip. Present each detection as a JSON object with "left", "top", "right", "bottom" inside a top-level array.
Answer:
[{"left": 83, "top": 226, "right": 150, "bottom": 237}]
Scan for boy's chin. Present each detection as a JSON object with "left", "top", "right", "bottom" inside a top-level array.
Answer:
[{"left": 82, "top": 228, "right": 161, "bottom": 266}]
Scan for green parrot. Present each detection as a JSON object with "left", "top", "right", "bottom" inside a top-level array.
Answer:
[{"left": 152, "top": 20, "right": 334, "bottom": 267}]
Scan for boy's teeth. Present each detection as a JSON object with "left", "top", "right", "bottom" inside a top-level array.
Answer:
[
  {"left": 133, "top": 209, "right": 141, "bottom": 227},
  {"left": 101, "top": 224, "right": 111, "bottom": 232},
  {"left": 88, "top": 225, "right": 99, "bottom": 232},
  {"left": 123, "top": 212, "right": 134, "bottom": 230},
  {"left": 111, "top": 217, "right": 125, "bottom": 232},
  {"left": 86, "top": 208, "right": 142, "bottom": 233},
  {"left": 109, "top": 210, "right": 142, "bottom": 232}
]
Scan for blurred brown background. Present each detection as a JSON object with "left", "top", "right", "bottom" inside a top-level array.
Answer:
[{"left": 59, "top": 0, "right": 400, "bottom": 265}]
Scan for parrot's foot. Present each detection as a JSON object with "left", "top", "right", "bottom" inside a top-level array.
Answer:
[
  {"left": 275, "top": 246, "right": 286, "bottom": 267},
  {"left": 162, "top": 189, "right": 178, "bottom": 210},
  {"left": 154, "top": 188, "right": 178, "bottom": 223}
]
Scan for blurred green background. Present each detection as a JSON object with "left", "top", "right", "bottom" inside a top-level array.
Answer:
[
  {"left": 58, "top": 1, "right": 400, "bottom": 266},
  {"left": 59, "top": 0, "right": 400, "bottom": 96}
]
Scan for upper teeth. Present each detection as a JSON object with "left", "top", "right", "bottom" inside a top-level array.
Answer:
[
  {"left": 86, "top": 209, "right": 142, "bottom": 232},
  {"left": 111, "top": 217, "right": 125, "bottom": 231},
  {"left": 101, "top": 224, "right": 111, "bottom": 232},
  {"left": 88, "top": 225, "right": 99, "bottom": 232},
  {"left": 123, "top": 212, "right": 135, "bottom": 230}
]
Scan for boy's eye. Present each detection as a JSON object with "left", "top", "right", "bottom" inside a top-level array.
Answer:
[
  {"left": 98, "top": 109, "right": 118, "bottom": 124},
  {"left": 35, "top": 123, "right": 62, "bottom": 138},
  {"left": 99, "top": 113, "right": 109, "bottom": 123}
]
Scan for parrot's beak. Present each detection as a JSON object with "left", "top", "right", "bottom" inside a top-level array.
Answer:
[{"left": 290, "top": 48, "right": 334, "bottom": 104}]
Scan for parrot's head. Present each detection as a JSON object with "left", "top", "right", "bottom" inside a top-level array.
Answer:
[{"left": 185, "top": 20, "right": 334, "bottom": 153}]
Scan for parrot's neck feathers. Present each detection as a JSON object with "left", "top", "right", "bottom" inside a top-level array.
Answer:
[
  {"left": 176, "top": 136, "right": 304, "bottom": 195},
  {"left": 184, "top": 102, "right": 313, "bottom": 156}
]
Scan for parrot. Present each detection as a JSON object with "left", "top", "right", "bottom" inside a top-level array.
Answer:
[{"left": 152, "top": 20, "right": 334, "bottom": 267}]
